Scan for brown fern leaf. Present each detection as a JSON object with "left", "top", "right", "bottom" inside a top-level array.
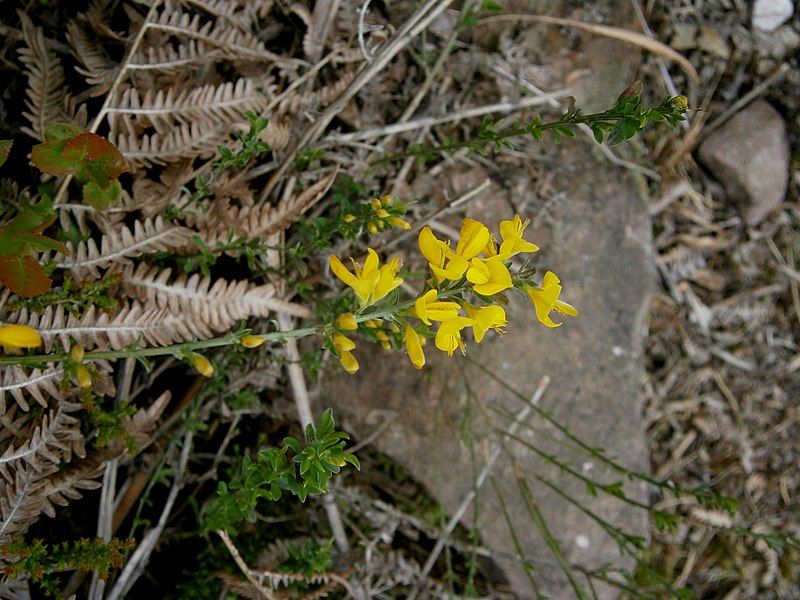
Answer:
[
  {"left": 146, "top": 8, "right": 304, "bottom": 69},
  {"left": 0, "top": 463, "right": 60, "bottom": 544},
  {"left": 17, "top": 12, "right": 83, "bottom": 140},
  {"left": 0, "top": 394, "right": 169, "bottom": 545},
  {"left": 54, "top": 216, "right": 194, "bottom": 279},
  {"left": 67, "top": 21, "right": 119, "bottom": 95},
  {"left": 192, "top": 170, "right": 337, "bottom": 241},
  {"left": 123, "top": 264, "right": 312, "bottom": 323},
  {"left": 179, "top": 0, "right": 255, "bottom": 31},
  {"left": 120, "top": 391, "right": 170, "bottom": 453},
  {"left": 0, "top": 366, "right": 64, "bottom": 413},
  {"left": 129, "top": 38, "right": 223, "bottom": 72},
  {"left": 0, "top": 403, "right": 85, "bottom": 484},
  {"left": 278, "top": 69, "right": 358, "bottom": 115},
  {"left": 8, "top": 302, "right": 212, "bottom": 352},
  {"left": 109, "top": 78, "right": 271, "bottom": 135},
  {"left": 114, "top": 121, "right": 228, "bottom": 165}
]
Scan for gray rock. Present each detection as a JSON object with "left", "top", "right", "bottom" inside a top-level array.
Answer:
[
  {"left": 752, "top": 0, "right": 794, "bottom": 32},
  {"left": 318, "top": 137, "right": 655, "bottom": 598},
  {"left": 698, "top": 100, "right": 790, "bottom": 226}
]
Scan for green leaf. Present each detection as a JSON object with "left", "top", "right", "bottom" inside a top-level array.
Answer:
[
  {"left": 44, "top": 122, "right": 82, "bottom": 141},
  {"left": 83, "top": 180, "right": 122, "bottom": 210},
  {"left": 0, "top": 140, "right": 12, "bottom": 168}
]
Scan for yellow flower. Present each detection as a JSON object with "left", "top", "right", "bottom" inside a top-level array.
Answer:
[
  {"left": 332, "top": 333, "right": 359, "bottom": 374},
  {"left": 390, "top": 216, "right": 411, "bottom": 230},
  {"left": 524, "top": 271, "right": 579, "bottom": 328},
  {"left": 339, "top": 350, "right": 359, "bottom": 374},
  {"left": 434, "top": 316, "right": 474, "bottom": 356},
  {"left": 466, "top": 256, "right": 513, "bottom": 295},
  {"left": 335, "top": 312, "right": 358, "bottom": 330},
  {"left": 368, "top": 221, "right": 379, "bottom": 234},
  {"left": 498, "top": 215, "right": 539, "bottom": 258},
  {"left": 373, "top": 256, "right": 403, "bottom": 303},
  {"left": 413, "top": 289, "right": 460, "bottom": 325},
  {"left": 404, "top": 324, "right": 426, "bottom": 369},
  {"left": 463, "top": 304, "right": 507, "bottom": 343},
  {"left": 376, "top": 209, "right": 391, "bottom": 218},
  {"left": 329, "top": 249, "right": 402, "bottom": 307},
  {"left": 455, "top": 218, "right": 492, "bottom": 261},
  {"left": 75, "top": 364, "right": 92, "bottom": 388},
  {"left": 0, "top": 324, "right": 42, "bottom": 351},
  {"left": 418, "top": 227, "right": 468, "bottom": 281},
  {"left": 342, "top": 214, "right": 358, "bottom": 223},
  {"left": 240, "top": 334, "right": 265, "bottom": 348},
  {"left": 376, "top": 330, "right": 390, "bottom": 342},
  {"left": 189, "top": 353, "right": 214, "bottom": 377},
  {"left": 371, "top": 197, "right": 382, "bottom": 211},
  {"left": 380, "top": 194, "right": 392, "bottom": 206},
  {"left": 332, "top": 333, "right": 356, "bottom": 353}
]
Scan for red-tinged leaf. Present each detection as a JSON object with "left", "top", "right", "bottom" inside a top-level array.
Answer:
[
  {"left": 0, "top": 140, "right": 11, "bottom": 168},
  {"left": 0, "top": 255, "right": 52, "bottom": 297},
  {"left": 83, "top": 179, "right": 122, "bottom": 210},
  {"left": 63, "top": 133, "right": 128, "bottom": 182}
]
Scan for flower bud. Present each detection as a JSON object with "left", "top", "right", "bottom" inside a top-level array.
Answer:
[
  {"left": 240, "top": 334, "right": 265, "bottom": 348},
  {"left": 70, "top": 344, "right": 85, "bottom": 362},
  {"left": 390, "top": 216, "right": 411, "bottom": 230},
  {"left": 75, "top": 364, "right": 92, "bottom": 388},
  {"left": 342, "top": 213, "right": 358, "bottom": 223},
  {"left": 335, "top": 312, "right": 358, "bottom": 331},
  {"left": 189, "top": 353, "right": 214, "bottom": 377}
]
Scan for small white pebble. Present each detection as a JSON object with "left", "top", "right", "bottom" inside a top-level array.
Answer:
[
  {"left": 612, "top": 345, "right": 626, "bottom": 357},
  {"left": 575, "top": 535, "right": 590, "bottom": 549},
  {"left": 753, "top": 0, "right": 794, "bottom": 32},
  {"left": 581, "top": 461, "right": 594, "bottom": 473}
]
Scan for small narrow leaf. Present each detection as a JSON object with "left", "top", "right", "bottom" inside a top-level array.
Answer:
[{"left": 0, "top": 140, "right": 12, "bottom": 167}]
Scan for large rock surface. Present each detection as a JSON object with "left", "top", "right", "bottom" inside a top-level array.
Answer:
[
  {"left": 318, "top": 140, "right": 655, "bottom": 597},
  {"left": 317, "top": 2, "right": 657, "bottom": 597},
  {"left": 698, "top": 100, "right": 790, "bottom": 226}
]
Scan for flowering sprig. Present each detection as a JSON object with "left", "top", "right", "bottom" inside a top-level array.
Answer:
[
  {"left": 0, "top": 215, "right": 578, "bottom": 378},
  {"left": 327, "top": 214, "right": 579, "bottom": 373}
]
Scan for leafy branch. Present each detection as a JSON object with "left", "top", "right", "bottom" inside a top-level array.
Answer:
[{"left": 205, "top": 409, "right": 360, "bottom": 533}]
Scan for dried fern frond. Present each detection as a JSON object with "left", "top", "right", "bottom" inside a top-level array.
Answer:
[
  {"left": 114, "top": 121, "right": 229, "bottom": 165},
  {"left": 123, "top": 264, "right": 312, "bottom": 324},
  {"left": 109, "top": 77, "right": 270, "bottom": 135},
  {"left": 0, "top": 403, "right": 85, "bottom": 484},
  {"left": 278, "top": 68, "right": 358, "bottom": 115},
  {"left": 55, "top": 216, "right": 194, "bottom": 279},
  {"left": 179, "top": 0, "right": 254, "bottom": 31},
  {"left": 0, "top": 366, "right": 65, "bottom": 413},
  {"left": 147, "top": 8, "right": 303, "bottom": 69},
  {"left": 0, "top": 463, "right": 60, "bottom": 544},
  {"left": 17, "top": 12, "right": 84, "bottom": 140},
  {"left": 67, "top": 20, "right": 119, "bottom": 95},
  {"left": 9, "top": 302, "right": 208, "bottom": 352},
  {"left": 129, "top": 39, "right": 223, "bottom": 72},
  {"left": 193, "top": 170, "right": 338, "bottom": 241}
]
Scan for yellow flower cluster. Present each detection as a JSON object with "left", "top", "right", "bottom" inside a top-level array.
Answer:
[
  {"left": 342, "top": 194, "right": 411, "bottom": 235},
  {"left": 328, "top": 214, "right": 579, "bottom": 374}
]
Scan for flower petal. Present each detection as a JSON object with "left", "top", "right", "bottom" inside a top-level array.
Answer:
[
  {"left": 456, "top": 218, "right": 491, "bottom": 260},
  {"left": 404, "top": 324, "right": 425, "bottom": 369},
  {"left": 0, "top": 324, "right": 42, "bottom": 349}
]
